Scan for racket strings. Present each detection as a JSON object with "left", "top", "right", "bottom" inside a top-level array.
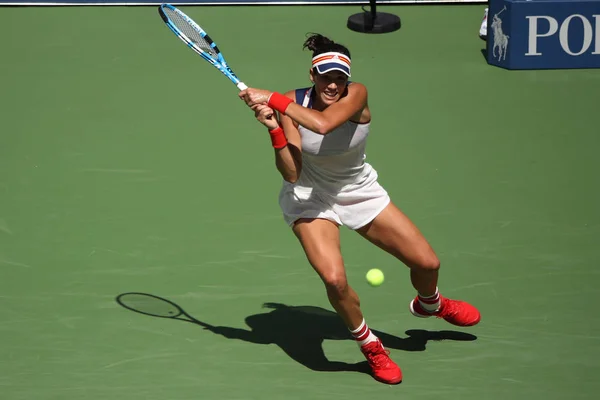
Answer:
[{"left": 165, "top": 9, "right": 217, "bottom": 57}]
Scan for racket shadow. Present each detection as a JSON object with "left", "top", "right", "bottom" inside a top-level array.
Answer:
[{"left": 115, "top": 293, "right": 477, "bottom": 377}]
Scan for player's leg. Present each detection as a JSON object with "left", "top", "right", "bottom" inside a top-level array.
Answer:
[
  {"left": 356, "top": 202, "right": 481, "bottom": 327},
  {"left": 292, "top": 218, "right": 402, "bottom": 384},
  {"left": 356, "top": 202, "right": 440, "bottom": 297},
  {"left": 293, "top": 218, "right": 361, "bottom": 328}
]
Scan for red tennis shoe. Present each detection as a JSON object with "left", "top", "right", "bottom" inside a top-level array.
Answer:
[
  {"left": 410, "top": 295, "right": 481, "bottom": 327},
  {"left": 360, "top": 339, "right": 402, "bottom": 385}
]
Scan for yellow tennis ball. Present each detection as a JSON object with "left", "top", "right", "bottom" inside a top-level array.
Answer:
[{"left": 366, "top": 268, "right": 384, "bottom": 287}]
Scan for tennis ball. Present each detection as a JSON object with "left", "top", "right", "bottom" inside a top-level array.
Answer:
[{"left": 366, "top": 268, "right": 384, "bottom": 287}]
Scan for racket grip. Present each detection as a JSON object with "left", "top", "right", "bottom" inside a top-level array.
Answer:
[{"left": 237, "top": 82, "right": 248, "bottom": 91}]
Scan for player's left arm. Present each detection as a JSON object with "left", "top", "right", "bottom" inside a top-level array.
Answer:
[
  {"left": 283, "top": 83, "right": 368, "bottom": 135},
  {"left": 239, "top": 84, "right": 368, "bottom": 136}
]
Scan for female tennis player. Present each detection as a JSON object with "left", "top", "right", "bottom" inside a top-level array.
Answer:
[{"left": 238, "top": 33, "right": 480, "bottom": 385}]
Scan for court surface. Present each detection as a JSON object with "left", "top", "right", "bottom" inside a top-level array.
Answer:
[{"left": 1, "top": 4, "right": 599, "bottom": 400}]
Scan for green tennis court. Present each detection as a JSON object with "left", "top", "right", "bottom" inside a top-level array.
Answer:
[{"left": 1, "top": 4, "right": 599, "bottom": 399}]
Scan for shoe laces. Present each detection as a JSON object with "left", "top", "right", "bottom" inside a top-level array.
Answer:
[
  {"left": 437, "top": 298, "right": 460, "bottom": 319},
  {"left": 363, "top": 342, "right": 391, "bottom": 368}
]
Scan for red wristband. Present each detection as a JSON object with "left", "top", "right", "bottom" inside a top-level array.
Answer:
[
  {"left": 267, "top": 92, "right": 293, "bottom": 114},
  {"left": 268, "top": 126, "right": 288, "bottom": 149}
]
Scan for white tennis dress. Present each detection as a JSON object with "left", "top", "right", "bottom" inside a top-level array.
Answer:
[{"left": 278, "top": 86, "right": 390, "bottom": 230}]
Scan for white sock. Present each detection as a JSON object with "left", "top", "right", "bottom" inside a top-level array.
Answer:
[
  {"left": 350, "top": 319, "right": 378, "bottom": 347},
  {"left": 418, "top": 287, "right": 441, "bottom": 313}
]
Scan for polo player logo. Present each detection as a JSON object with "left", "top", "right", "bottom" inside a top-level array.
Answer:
[{"left": 491, "top": 6, "right": 509, "bottom": 61}]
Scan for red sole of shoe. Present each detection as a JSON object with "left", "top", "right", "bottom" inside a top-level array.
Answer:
[{"left": 374, "top": 376, "right": 403, "bottom": 385}]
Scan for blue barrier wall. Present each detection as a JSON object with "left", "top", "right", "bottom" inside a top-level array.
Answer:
[{"left": 487, "top": 0, "right": 600, "bottom": 69}]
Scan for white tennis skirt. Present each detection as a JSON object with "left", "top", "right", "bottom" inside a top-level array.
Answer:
[{"left": 278, "top": 163, "right": 390, "bottom": 230}]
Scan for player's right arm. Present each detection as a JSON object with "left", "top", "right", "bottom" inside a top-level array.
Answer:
[
  {"left": 275, "top": 91, "right": 302, "bottom": 183},
  {"left": 253, "top": 91, "right": 302, "bottom": 183}
]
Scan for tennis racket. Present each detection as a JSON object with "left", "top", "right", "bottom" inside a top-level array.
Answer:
[{"left": 158, "top": 3, "right": 248, "bottom": 91}]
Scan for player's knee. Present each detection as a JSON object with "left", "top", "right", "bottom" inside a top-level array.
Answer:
[
  {"left": 321, "top": 270, "right": 348, "bottom": 297},
  {"left": 414, "top": 254, "right": 440, "bottom": 272}
]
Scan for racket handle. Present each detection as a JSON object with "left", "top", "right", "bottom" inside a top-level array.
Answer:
[{"left": 237, "top": 81, "right": 271, "bottom": 118}]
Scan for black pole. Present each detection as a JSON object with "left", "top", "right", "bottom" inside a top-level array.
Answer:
[{"left": 347, "top": 0, "right": 401, "bottom": 34}]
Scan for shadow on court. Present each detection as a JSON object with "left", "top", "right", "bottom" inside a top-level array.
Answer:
[{"left": 116, "top": 293, "right": 477, "bottom": 377}]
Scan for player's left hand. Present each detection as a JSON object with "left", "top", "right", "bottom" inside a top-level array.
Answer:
[
  {"left": 239, "top": 88, "right": 272, "bottom": 107},
  {"left": 252, "top": 104, "right": 278, "bottom": 130}
]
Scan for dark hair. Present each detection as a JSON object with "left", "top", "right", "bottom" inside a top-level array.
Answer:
[{"left": 303, "top": 33, "right": 351, "bottom": 59}]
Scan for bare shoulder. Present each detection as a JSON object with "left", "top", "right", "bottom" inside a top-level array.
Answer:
[
  {"left": 284, "top": 89, "right": 297, "bottom": 102},
  {"left": 347, "top": 82, "right": 368, "bottom": 97},
  {"left": 281, "top": 90, "right": 300, "bottom": 128},
  {"left": 346, "top": 82, "right": 370, "bottom": 123}
]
